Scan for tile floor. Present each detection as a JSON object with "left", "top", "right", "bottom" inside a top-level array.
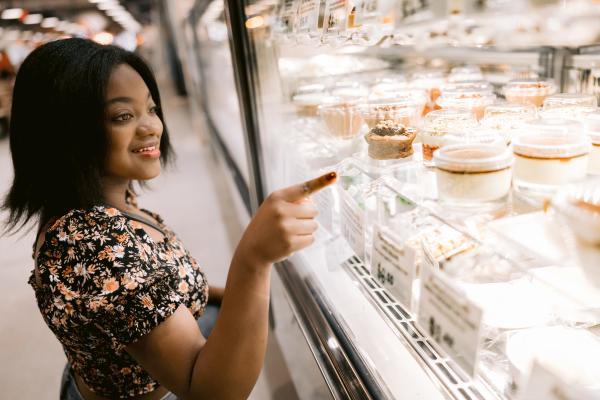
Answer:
[{"left": 0, "top": 82, "right": 296, "bottom": 399}]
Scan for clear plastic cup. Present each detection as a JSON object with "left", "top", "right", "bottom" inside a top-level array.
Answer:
[
  {"left": 437, "top": 83, "right": 496, "bottom": 120},
  {"left": 359, "top": 99, "right": 419, "bottom": 129},
  {"left": 410, "top": 70, "right": 446, "bottom": 105},
  {"left": 513, "top": 131, "right": 591, "bottom": 195},
  {"left": 434, "top": 144, "right": 513, "bottom": 205},
  {"left": 420, "top": 109, "right": 479, "bottom": 164},
  {"left": 319, "top": 101, "right": 365, "bottom": 140},
  {"left": 482, "top": 102, "right": 538, "bottom": 143},
  {"left": 448, "top": 65, "right": 484, "bottom": 83},
  {"left": 503, "top": 79, "right": 556, "bottom": 107},
  {"left": 292, "top": 93, "right": 338, "bottom": 117},
  {"left": 541, "top": 93, "right": 598, "bottom": 120},
  {"left": 583, "top": 111, "right": 600, "bottom": 175}
]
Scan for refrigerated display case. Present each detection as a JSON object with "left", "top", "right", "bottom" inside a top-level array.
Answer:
[{"left": 188, "top": 1, "right": 600, "bottom": 399}]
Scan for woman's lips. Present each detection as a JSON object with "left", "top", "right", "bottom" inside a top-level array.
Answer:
[{"left": 132, "top": 145, "right": 160, "bottom": 158}]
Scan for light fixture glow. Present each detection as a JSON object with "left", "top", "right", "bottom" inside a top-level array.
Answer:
[
  {"left": 23, "top": 13, "right": 43, "bottom": 24},
  {"left": 1, "top": 8, "right": 25, "bottom": 20},
  {"left": 93, "top": 31, "right": 114, "bottom": 45},
  {"left": 41, "top": 17, "right": 59, "bottom": 28},
  {"left": 245, "top": 15, "right": 264, "bottom": 29}
]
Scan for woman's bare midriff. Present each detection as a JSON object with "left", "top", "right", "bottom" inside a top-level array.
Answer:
[{"left": 74, "top": 373, "right": 170, "bottom": 400}]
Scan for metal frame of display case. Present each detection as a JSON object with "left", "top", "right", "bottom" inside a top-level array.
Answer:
[{"left": 220, "top": 1, "right": 600, "bottom": 399}]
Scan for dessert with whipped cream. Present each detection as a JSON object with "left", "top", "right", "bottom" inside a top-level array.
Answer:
[
  {"left": 434, "top": 144, "right": 513, "bottom": 204},
  {"left": 364, "top": 120, "right": 416, "bottom": 160},
  {"left": 513, "top": 132, "right": 591, "bottom": 192},
  {"left": 503, "top": 79, "right": 556, "bottom": 107}
]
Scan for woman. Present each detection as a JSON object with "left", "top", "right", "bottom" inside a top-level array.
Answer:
[{"left": 3, "top": 38, "right": 335, "bottom": 399}]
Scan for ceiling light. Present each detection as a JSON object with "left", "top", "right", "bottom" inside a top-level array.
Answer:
[
  {"left": 41, "top": 17, "right": 59, "bottom": 28},
  {"left": 93, "top": 31, "right": 114, "bottom": 45},
  {"left": 24, "top": 13, "right": 43, "bottom": 24},
  {"left": 1, "top": 8, "right": 25, "bottom": 20}
]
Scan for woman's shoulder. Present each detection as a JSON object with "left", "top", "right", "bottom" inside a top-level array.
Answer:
[{"left": 48, "top": 205, "right": 129, "bottom": 235}]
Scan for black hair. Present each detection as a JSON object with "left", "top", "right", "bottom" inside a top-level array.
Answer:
[{"left": 2, "top": 38, "right": 174, "bottom": 234}]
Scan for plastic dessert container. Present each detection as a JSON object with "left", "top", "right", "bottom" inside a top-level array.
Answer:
[
  {"left": 319, "top": 101, "right": 365, "bottom": 140},
  {"left": 541, "top": 93, "right": 598, "bottom": 120},
  {"left": 437, "top": 87, "right": 496, "bottom": 120},
  {"left": 434, "top": 144, "right": 513, "bottom": 205},
  {"left": 482, "top": 102, "right": 537, "bottom": 129},
  {"left": 359, "top": 92, "right": 426, "bottom": 129},
  {"left": 292, "top": 93, "right": 338, "bottom": 117},
  {"left": 410, "top": 70, "right": 446, "bottom": 104},
  {"left": 552, "top": 181, "right": 600, "bottom": 245},
  {"left": 503, "top": 79, "right": 556, "bottom": 107},
  {"left": 583, "top": 111, "right": 600, "bottom": 175},
  {"left": 512, "top": 132, "right": 591, "bottom": 193},
  {"left": 448, "top": 65, "right": 484, "bottom": 83},
  {"left": 420, "top": 109, "right": 479, "bottom": 164}
]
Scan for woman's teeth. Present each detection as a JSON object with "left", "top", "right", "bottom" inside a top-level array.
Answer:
[{"left": 133, "top": 146, "right": 156, "bottom": 153}]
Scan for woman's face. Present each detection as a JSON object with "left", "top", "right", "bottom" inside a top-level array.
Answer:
[{"left": 104, "top": 64, "right": 163, "bottom": 183}]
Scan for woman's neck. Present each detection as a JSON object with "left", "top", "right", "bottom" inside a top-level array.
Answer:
[{"left": 102, "top": 177, "right": 132, "bottom": 211}]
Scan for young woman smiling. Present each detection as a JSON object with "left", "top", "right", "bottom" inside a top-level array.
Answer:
[{"left": 3, "top": 38, "right": 335, "bottom": 399}]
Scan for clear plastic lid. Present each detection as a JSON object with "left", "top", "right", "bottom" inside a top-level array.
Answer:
[
  {"left": 434, "top": 144, "right": 513, "bottom": 173},
  {"left": 543, "top": 93, "right": 598, "bottom": 109},
  {"left": 410, "top": 70, "right": 446, "bottom": 89},
  {"left": 441, "top": 80, "right": 494, "bottom": 94},
  {"left": 503, "top": 78, "right": 556, "bottom": 95},
  {"left": 513, "top": 132, "right": 591, "bottom": 159},
  {"left": 331, "top": 81, "right": 370, "bottom": 98},
  {"left": 358, "top": 97, "right": 422, "bottom": 127},
  {"left": 294, "top": 83, "right": 327, "bottom": 96},
  {"left": 292, "top": 93, "right": 339, "bottom": 106},
  {"left": 437, "top": 89, "right": 496, "bottom": 108},
  {"left": 448, "top": 65, "right": 484, "bottom": 83},
  {"left": 519, "top": 118, "right": 584, "bottom": 136},
  {"left": 484, "top": 102, "right": 537, "bottom": 120},
  {"left": 422, "top": 109, "right": 478, "bottom": 136},
  {"left": 552, "top": 180, "right": 600, "bottom": 244},
  {"left": 583, "top": 111, "right": 600, "bottom": 144}
]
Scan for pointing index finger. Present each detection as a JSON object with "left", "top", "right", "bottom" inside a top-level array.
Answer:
[{"left": 280, "top": 172, "right": 337, "bottom": 202}]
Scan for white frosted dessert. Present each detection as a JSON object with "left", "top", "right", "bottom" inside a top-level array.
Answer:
[
  {"left": 434, "top": 144, "right": 513, "bottom": 204},
  {"left": 513, "top": 132, "right": 591, "bottom": 189}
]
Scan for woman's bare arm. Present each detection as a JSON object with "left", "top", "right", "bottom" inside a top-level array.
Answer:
[{"left": 126, "top": 173, "right": 336, "bottom": 399}]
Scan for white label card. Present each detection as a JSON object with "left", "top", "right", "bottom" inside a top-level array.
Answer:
[
  {"left": 323, "top": 0, "right": 349, "bottom": 34},
  {"left": 518, "top": 362, "right": 600, "bottom": 400},
  {"left": 339, "top": 189, "right": 365, "bottom": 260},
  {"left": 279, "top": 0, "right": 300, "bottom": 33},
  {"left": 313, "top": 187, "right": 334, "bottom": 233},
  {"left": 371, "top": 225, "right": 415, "bottom": 308},
  {"left": 418, "top": 264, "right": 482, "bottom": 376},
  {"left": 296, "top": 0, "right": 323, "bottom": 34}
]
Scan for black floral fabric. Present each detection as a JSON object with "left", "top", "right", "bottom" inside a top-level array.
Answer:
[{"left": 29, "top": 205, "right": 208, "bottom": 398}]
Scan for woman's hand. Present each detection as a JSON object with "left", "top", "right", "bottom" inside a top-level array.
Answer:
[{"left": 235, "top": 172, "right": 337, "bottom": 268}]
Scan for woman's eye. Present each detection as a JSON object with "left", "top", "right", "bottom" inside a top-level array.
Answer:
[
  {"left": 113, "top": 113, "right": 133, "bottom": 122},
  {"left": 149, "top": 105, "right": 159, "bottom": 114}
]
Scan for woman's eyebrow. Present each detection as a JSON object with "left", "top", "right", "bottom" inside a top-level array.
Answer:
[{"left": 106, "top": 92, "right": 151, "bottom": 105}]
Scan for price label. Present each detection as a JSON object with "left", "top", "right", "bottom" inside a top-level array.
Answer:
[
  {"left": 313, "top": 187, "right": 334, "bottom": 233},
  {"left": 519, "top": 362, "right": 600, "bottom": 400},
  {"left": 323, "top": 0, "right": 349, "bottom": 35},
  {"left": 418, "top": 264, "right": 482, "bottom": 376},
  {"left": 296, "top": 0, "right": 323, "bottom": 36},
  {"left": 339, "top": 189, "right": 365, "bottom": 260},
  {"left": 371, "top": 225, "right": 416, "bottom": 308},
  {"left": 278, "top": 0, "right": 300, "bottom": 34}
]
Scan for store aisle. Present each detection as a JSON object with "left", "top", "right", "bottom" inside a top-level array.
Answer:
[{"left": 0, "top": 81, "right": 287, "bottom": 399}]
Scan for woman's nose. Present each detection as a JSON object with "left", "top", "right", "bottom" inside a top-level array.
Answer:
[{"left": 137, "top": 115, "right": 163, "bottom": 136}]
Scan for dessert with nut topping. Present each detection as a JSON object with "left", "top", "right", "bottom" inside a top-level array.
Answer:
[{"left": 364, "top": 120, "right": 416, "bottom": 160}]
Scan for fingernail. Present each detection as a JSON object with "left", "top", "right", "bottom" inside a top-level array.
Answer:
[{"left": 325, "top": 172, "right": 337, "bottom": 181}]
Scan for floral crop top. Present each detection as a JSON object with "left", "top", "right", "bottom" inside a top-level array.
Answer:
[{"left": 29, "top": 206, "right": 209, "bottom": 398}]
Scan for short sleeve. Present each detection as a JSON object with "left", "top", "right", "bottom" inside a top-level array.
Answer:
[{"left": 41, "top": 207, "right": 186, "bottom": 348}]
